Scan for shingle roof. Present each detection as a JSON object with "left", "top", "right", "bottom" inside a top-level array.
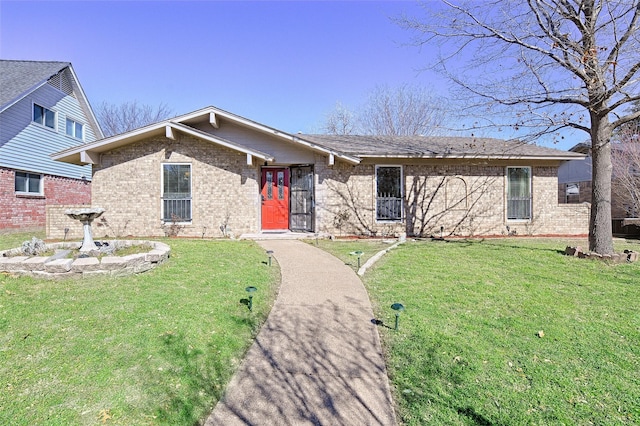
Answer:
[
  {"left": 298, "top": 134, "right": 584, "bottom": 160},
  {"left": 0, "top": 60, "right": 70, "bottom": 110}
]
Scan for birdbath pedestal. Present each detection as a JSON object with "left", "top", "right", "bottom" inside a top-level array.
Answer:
[{"left": 65, "top": 208, "right": 105, "bottom": 252}]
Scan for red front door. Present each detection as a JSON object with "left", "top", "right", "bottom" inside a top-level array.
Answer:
[{"left": 261, "top": 168, "right": 289, "bottom": 230}]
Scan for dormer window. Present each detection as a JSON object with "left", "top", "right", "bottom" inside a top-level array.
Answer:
[
  {"left": 66, "top": 118, "right": 84, "bottom": 140},
  {"left": 33, "top": 104, "right": 56, "bottom": 129}
]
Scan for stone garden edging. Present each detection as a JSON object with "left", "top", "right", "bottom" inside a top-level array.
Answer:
[{"left": 0, "top": 240, "right": 170, "bottom": 279}]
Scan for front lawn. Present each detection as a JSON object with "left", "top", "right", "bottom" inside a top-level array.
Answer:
[
  {"left": 0, "top": 235, "right": 279, "bottom": 425},
  {"left": 317, "top": 238, "right": 640, "bottom": 425}
]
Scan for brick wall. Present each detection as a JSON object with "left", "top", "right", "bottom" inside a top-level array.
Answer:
[
  {"left": 71, "top": 135, "right": 260, "bottom": 239},
  {"left": 0, "top": 167, "right": 91, "bottom": 231},
  {"left": 316, "top": 162, "right": 589, "bottom": 237},
  {"left": 49, "top": 135, "right": 589, "bottom": 239},
  {"left": 46, "top": 204, "right": 89, "bottom": 240}
]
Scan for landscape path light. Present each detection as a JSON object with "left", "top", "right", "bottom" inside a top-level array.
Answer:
[
  {"left": 266, "top": 250, "right": 274, "bottom": 267},
  {"left": 245, "top": 286, "right": 257, "bottom": 311},
  {"left": 350, "top": 251, "right": 364, "bottom": 269},
  {"left": 391, "top": 303, "right": 405, "bottom": 331}
]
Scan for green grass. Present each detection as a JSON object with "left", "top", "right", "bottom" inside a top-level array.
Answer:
[
  {"left": 0, "top": 234, "right": 280, "bottom": 425},
  {"left": 318, "top": 237, "right": 640, "bottom": 425},
  {"left": 0, "top": 229, "right": 46, "bottom": 251},
  {"left": 307, "top": 238, "right": 398, "bottom": 271}
]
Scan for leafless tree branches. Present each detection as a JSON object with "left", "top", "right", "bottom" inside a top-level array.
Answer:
[
  {"left": 397, "top": 0, "right": 640, "bottom": 254},
  {"left": 96, "top": 100, "right": 174, "bottom": 137},
  {"left": 321, "top": 84, "right": 446, "bottom": 136}
]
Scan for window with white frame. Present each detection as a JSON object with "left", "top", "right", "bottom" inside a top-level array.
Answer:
[
  {"left": 15, "top": 171, "right": 43, "bottom": 195},
  {"left": 506, "top": 166, "right": 532, "bottom": 220},
  {"left": 376, "top": 165, "right": 403, "bottom": 221},
  {"left": 162, "top": 164, "right": 191, "bottom": 222},
  {"left": 33, "top": 104, "right": 56, "bottom": 129},
  {"left": 66, "top": 118, "right": 84, "bottom": 140}
]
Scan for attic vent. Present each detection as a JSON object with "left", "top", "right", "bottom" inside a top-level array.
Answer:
[{"left": 47, "top": 70, "right": 75, "bottom": 98}]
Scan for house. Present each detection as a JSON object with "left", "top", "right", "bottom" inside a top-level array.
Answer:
[
  {"left": 50, "top": 105, "right": 589, "bottom": 239},
  {"left": 0, "top": 60, "right": 103, "bottom": 230},
  {"left": 559, "top": 141, "right": 640, "bottom": 236},
  {"left": 558, "top": 142, "right": 592, "bottom": 205}
]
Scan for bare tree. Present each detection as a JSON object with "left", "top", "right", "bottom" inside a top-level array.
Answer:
[
  {"left": 399, "top": 0, "right": 640, "bottom": 254},
  {"left": 322, "top": 102, "right": 358, "bottom": 136},
  {"left": 96, "top": 100, "right": 174, "bottom": 137},
  {"left": 321, "top": 84, "right": 446, "bottom": 136}
]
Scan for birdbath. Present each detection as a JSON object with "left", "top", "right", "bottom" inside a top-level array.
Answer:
[{"left": 65, "top": 207, "right": 105, "bottom": 252}]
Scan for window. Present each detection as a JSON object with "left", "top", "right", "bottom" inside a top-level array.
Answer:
[
  {"left": 565, "top": 182, "right": 580, "bottom": 203},
  {"left": 507, "top": 167, "right": 532, "bottom": 220},
  {"left": 15, "top": 172, "right": 42, "bottom": 195},
  {"left": 33, "top": 104, "right": 55, "bottom": 129},
  {"left": 162, "top": 164, "right": 191, "bottom": 221},
  {"left": 376, "top": 166, "right": 403, "bottom": 221},
  {"left": 66, "top": 118, "right": 84, "bottom": 140}
]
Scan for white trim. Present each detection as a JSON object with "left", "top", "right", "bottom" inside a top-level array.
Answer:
[
  {"left": 375, "top": 165, "right": 404, "bottom": 223},
  {"left": 65, "top": 116, "right": 85, "bottom": 141},
  {"left": 14, "top": 170, "right": 44, "bottom": 196},
  {"left": 361, "top": 153, "right": 583, "bottom": 161},
  {"left": 32, "top": 102, "right": 57, "bottom": 131},
  {"left": 66, "top": 65, "right": 105, "bottom": 139}
]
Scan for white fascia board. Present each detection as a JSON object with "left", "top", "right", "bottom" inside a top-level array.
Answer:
[
  {"left": 292, "top": 136, "right": 361, "bottom": 164},
  {"left": 67, "top": 65, "right": 105, "bottom": 139},
  {"left": 169, "top": 122, "right": 274, "bottom": 161},
  {"left": 360, "top": 153, "right": 585, "bottom": 161},
  {"left": 180, "top": 106, "right": 361, "bottom": 165},
  {"left": 52, "top": 121, "right": 169, "bottom": 161}
]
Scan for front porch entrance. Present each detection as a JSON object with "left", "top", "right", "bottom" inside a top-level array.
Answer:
[{"left": 260, "top": 166, "right": 314, "bottom": 232}]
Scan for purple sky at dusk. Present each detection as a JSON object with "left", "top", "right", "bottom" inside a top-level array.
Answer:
[{"left": 1, "top": 1, "right": 578, "bottom": 149}]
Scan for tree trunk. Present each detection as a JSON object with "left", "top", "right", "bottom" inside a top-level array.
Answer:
[{"left": 589, "top": 117, "right": 614, "bottom": 254}]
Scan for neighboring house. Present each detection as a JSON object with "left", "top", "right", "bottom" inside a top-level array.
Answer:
[
  {"left": 559, "top": 141, "right": 636, "bottom": 217},
  {"left": 558, "top": 142, "right": 592, "bottom": 205},
  {"left": 51, "top": 106, "right": 589, "bottom": 239},
  {"left": 0, "top": 60, "right": 103, "bottom": 230},
  {"left": 559, "top": 141, "right": 640, "bottom": 236}
]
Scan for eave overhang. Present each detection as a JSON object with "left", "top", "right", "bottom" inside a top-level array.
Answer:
[
  {"left": 357, "top": 153, "right": 586, "bottom": 161},
  {"left": 51, "top": 120, "right": 275, "bottom": 165},
  {"left": 52, "top": 106, "right": 360, "bottom": 166}
]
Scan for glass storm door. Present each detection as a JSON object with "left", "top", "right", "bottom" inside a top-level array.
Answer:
[
  {"left": 290, "top": 166, "right": 314, "bottom": 232},
  {"left": 261, "top": 168, "right": 289, "bottom": 230}
]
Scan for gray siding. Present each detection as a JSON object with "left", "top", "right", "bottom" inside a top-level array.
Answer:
[
  {"left": 558, "top": 157, "right": 592, "bottom": 183},
  {"left": 0, "top": 83, "right": 94, "bottom": 179},
  {"left": 192, "top": 121, "right": 316, "bottom": 165}
]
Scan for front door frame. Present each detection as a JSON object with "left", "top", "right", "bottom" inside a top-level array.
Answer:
[
  {"left": 259, "top": 165, "right": 316, "bottom": 232},
  {"left": 260, "top": 167, "right": 290, "bottom": 231}
]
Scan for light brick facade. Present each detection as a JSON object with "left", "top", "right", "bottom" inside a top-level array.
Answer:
[
  {"left": 86, "top": 135, "right": 260, "bottom": 238},
  {"left": 316, "top": 160, "right": 589, "bottom": 237},
  {"left": 46, "top": 107, "right": 590, "bottom": 239}
]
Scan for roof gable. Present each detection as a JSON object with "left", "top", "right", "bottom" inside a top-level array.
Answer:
[
  {"left": 52, "top": 105, "right": 583, "bottom": 166},
  {"left": 52, "top": 106, "right": 360, "bottom": 165},
  {"left": 0, "top": 60, "right": 104, "bottom": 139},
  {"left": 0, "top": 60, "right": 69, "bottom": 111}
]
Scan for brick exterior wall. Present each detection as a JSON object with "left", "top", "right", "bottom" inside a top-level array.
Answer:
[
  {"left": 73, "top": 135, "right": 260, "bottom": 239},
  {"left": 316, "top": 161, "right": 589, "bottom": 237},
  {"left": 0, "top": 167, "right": 91, "bottom": 231},
  {"left": 44, "top": 135, "right": 589, "bottom": 239}
]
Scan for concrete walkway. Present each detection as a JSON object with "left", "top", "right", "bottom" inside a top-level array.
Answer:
[{"left": 205, "top": 240, "right": 397, "bottom": 426}]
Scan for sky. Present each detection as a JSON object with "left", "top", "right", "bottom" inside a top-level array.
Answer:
[{"left": 0, "top": 0, "right": 577, "bottom": 149}]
